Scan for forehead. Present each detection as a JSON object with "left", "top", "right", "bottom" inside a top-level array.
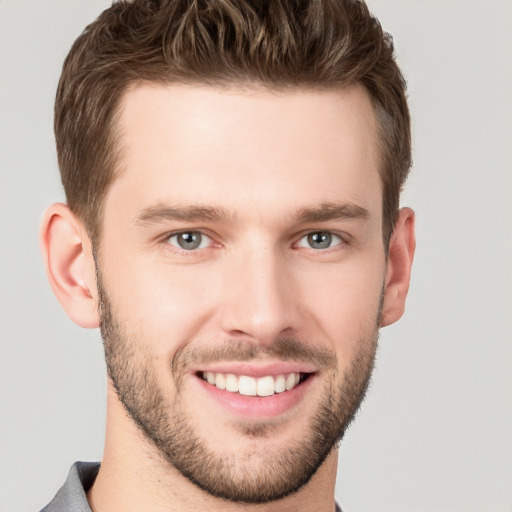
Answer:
[{"left": 109, "top": 83, "right": 382, "bottom": 223}]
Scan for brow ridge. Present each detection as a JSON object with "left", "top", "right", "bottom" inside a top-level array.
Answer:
[
  {"left": 136, "top": 201, "right": 369, "bottom": 226},
  {"left": 137, "top": 204, "right": 234, "bottom": 224},
  {"left": 295, "top": 202, "right": 370, "bottom": 223}
]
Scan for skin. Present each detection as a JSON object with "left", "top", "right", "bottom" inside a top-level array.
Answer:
[{"left": 40, "top": 84, "right": 415, "bottom": 512}]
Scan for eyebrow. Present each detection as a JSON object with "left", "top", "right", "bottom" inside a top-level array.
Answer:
[
  {"left": 295, "top": 202, "right": 370, "bottom": 223},
  {"left": 137, "top": 204, "right": 235, "bottom": 225},
  {"left": 136, "top": 201, "right": 369, "bottom": 226}
]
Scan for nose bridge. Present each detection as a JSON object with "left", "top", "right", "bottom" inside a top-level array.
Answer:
[{"left": 220, "top": 238, "right": 298, "bottom": 343}]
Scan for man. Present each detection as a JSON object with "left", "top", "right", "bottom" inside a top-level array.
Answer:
[{"left": 39, "top": 0, "right": 415, "bottom": 510}]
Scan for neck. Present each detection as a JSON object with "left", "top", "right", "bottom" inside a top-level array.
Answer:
[{"left": 87, "top": 386, "right": 339, "bottom": 512}]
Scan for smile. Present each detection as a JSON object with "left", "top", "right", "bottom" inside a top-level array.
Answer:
[{"left": 199, "top": 371, "right": 309, "bottom": 397}]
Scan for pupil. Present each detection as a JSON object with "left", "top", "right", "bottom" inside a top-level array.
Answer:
[
  {"left": 309, "top": 232, "right": 331, "bottom": 249},
  {"left": 179, "top": 232, "right": 201, "bottom": 249}
]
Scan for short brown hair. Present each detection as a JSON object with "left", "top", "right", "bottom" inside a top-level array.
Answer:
[{"left": 55, "top": 0, "right": 411, "bottom": 245}]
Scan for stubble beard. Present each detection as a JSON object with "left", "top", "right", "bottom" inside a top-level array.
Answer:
[{"left": 97, "top": 275, "right": 379, "bottom": 504}]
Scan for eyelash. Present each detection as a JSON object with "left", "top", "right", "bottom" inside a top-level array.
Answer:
[
  {"left": 163, "top": 230, "right": 347, "bottom": 253},
  {"left": 165, "top": 231, "right": 215, "bottom": 251},
  {"left": 295, "top": 231, "right": 344, "bottom": 251}
]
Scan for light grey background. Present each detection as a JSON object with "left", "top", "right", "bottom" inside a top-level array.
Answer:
[{"left": 1, "top": 1, "right": 511, "bottom": 511}]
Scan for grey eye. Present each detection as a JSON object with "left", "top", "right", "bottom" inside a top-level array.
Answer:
[
  {"left": 307, "top": 232, "right": 332, "bottom": 249},
  {"left": 297, "top": 231, "right": 343, "bottom": 250},
  {"left": 168, "top": 231, "right": 206, "bottom": 250}
]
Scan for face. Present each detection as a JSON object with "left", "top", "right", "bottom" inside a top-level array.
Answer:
[{"left": 96, "top": 84, "right": 386, "bottom": 503}]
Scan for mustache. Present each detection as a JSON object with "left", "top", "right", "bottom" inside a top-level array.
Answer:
[{"left": 172, "top": 337, "right": 338, "bottom": 379}]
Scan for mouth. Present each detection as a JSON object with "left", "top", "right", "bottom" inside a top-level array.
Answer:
[
  {"left": 198, "top": 371, "right": 312, "bottom": 397},
  {"left": 191, "top": 362, "right": 318, "bottom": 419}
]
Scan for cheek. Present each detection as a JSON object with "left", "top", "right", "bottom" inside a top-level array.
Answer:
[
  {"left": 297, "top": 259, "right": 384, "bottom": 358},
  {"left": 101, "top": 255, "right": 222, "bottom": 352}
]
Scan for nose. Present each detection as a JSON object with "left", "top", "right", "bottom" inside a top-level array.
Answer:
[{"left": 219, "top": 243, "right": 300, "bottom": 345}]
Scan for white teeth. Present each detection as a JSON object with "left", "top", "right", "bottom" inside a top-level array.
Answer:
[
  {"left": 225, "top": 373, "right": 239, "bottom": 392},
  {"left": 214, "top": 373, "right": 226, "bottom": 390},
  {"left": 239, "top": 376, "right": 257, "bottom": 396},
  {"left": 285, "top": 373, "right": 296, "bottom": 391},
  {"left": 275, "top": 375, "right": 286, "bottom": 393},
  {"left": 202, "top": 371, "right": 304, "bottom": 396},
  {"left": 257, "top": 376, "right": 275, "bottom": 397}
]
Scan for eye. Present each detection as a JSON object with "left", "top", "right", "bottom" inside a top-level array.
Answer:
[
  {"left": 167, "top": 231, "right": 212, "bottom": 251},
  {"left": 297, "top": 231, "right": 343, "bottom": 250}
]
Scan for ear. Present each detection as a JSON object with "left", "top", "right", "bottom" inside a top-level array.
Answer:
[
  {"left": 39, "top": 203, "right": 100, "bottom": 328},
  {"left": 380, "top": 207, "right": 416, "bottom": 327}
]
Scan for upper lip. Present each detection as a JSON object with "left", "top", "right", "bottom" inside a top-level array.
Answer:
[{"left": 192, "top": 361, "right": 318, "bottom": 378}]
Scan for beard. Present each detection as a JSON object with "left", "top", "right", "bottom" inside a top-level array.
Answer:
[{"left": 97, "top": 274, "right": 379, "bottom": 504}]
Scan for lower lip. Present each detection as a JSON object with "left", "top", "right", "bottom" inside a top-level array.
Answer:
[{"left": 193, "top": 374, "right": 316, "bottom": 419}]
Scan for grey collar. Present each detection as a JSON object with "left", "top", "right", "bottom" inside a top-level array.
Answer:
[{"left": 39, "top": 461, "right": 99, "bottom": 512}]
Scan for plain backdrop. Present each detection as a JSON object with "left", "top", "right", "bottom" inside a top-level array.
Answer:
[{"left": 1, "top": 1, "right": 511, "bottom": 511}]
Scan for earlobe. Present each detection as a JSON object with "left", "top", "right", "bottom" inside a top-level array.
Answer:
[
  {"left": 39, "top": 203, "right": 100, "bottom": 328},
  {"left": 380, "top": 207, "right": 416, "bottom": 327}
]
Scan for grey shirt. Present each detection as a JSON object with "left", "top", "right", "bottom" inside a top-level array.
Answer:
[
  {"left": 40, "top": 461, "right": 343, "bottom": 511},
  {"left": 40, "top": 462, "right": 99, "bottom": 512}
]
